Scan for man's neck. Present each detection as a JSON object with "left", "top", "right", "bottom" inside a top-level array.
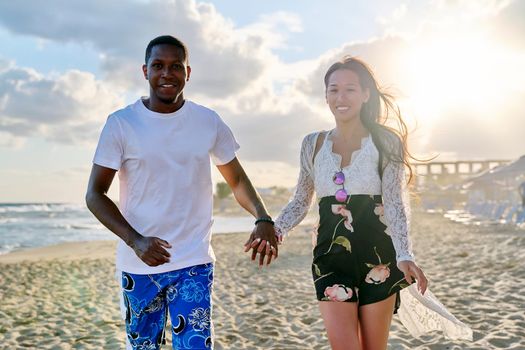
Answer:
[{"left": 144, "top": 95, "right": 185, "bottom": 114}]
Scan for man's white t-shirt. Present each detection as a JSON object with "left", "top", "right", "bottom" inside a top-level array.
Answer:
[{"left": 93, "top": 98, "right": 239, "bottom": 274}]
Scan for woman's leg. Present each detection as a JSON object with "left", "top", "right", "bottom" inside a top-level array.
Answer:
[
  {"left": 319, "top": 301, "right": 361, "bottom": 350},
  {"left": 358, "top": 294, "right": 397, "bottom": 350}
]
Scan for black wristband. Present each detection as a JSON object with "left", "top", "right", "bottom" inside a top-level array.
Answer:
[{"left": 254, "top": 217, "right": 274, "bottom": 226}]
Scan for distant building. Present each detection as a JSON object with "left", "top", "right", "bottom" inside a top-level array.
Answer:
[
  {"left": 462, "top": 155, "right": 525, "bottom": 225},
  {"left": 463, "top": 155, "right": 525, "bottom": 204}
]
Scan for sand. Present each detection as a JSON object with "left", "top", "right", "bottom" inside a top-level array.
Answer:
[{"left": 1, "top": 211, "right": 524, "bottom": 349}]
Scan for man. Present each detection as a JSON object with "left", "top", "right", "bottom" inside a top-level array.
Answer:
[{"left": 86, "top": 35, "right": 277, "bottom": 350}]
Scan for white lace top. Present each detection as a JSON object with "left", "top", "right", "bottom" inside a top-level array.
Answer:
[
  {"left": 274, "top": 131, "right": 473, "bottom": 341},
  {"left": 275, "top": 130, "right": 414, "bottom": 263}
]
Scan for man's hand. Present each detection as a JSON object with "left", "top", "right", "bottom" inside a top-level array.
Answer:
[
  {"left": 86, "top": 164, "right": 173, "bottom": 267},
  {"left": 130, "top": 236, "right": 172, "bottom": 267},
  {"left": 216, "top": 158, "right": 277, "bottom": 267},
  {"left": 397, "top": 260, "right": 428, "bottom": 295},
  {"left": 244, "top": 222, "right": 278, "bottom": 267}
]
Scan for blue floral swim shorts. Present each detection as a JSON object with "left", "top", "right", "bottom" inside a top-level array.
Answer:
[{"left": 122, "top": 263, "right": 214, "bottom": 350}]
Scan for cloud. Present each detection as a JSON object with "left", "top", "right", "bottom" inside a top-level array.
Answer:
[
  {"left": 0, "top": 131, "right": 25, "bottom": 148},
  {"left": 0, "top": 0, "right": 310, "bottom": 152},
  {"left": 0, "top": 0, "right": 523, "bottom": 164},
  {"left": 283, "top": 18, "right": 524, "bottom": 161},
  {"left": 377, "top": 4, "right": 408, "bottom": 26},
  {"left": 0, "top": 166, "right": 108, "bottom": 203},
  {"left": 0, "top": 0, "right": 300, "bottom": 98},
  {"left": 237, "top": 11, "right": 303, "bottom": 50},
  {"left": 227, "top": 102, "right": 329, "bottom": 164},
  {"left": 488, "top": 0, "right": 525, "bottom": 49},
  {"left": 423, "top": 94, "right": 525, "bottom": 160},
  {"left": 293, "top": 35, "right": 410, "bottom": 104},
  {"left": 0, "top": 64, "right": 123, "bottom": 145}
]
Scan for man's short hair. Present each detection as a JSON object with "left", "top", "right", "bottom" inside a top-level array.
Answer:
[{"left": 145, "top": 35, "right": 188, "bottom": 64}]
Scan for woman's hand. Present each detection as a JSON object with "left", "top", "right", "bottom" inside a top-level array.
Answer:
[
  {"left": 397, "top": 260, "right": 428, "bottom": 295},
  {"left": 244, "top": 222, "right": 278, "bottom": 267}
]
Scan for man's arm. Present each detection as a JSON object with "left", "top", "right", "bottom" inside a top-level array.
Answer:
[
  {"left": 85, "top": 164, "right": 172, "bottom": 267},
  {"left": 216, "top": 157, "right": 278, "bottom": 266}
]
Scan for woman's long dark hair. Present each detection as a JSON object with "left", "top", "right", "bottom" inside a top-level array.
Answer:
[{"left": 324, "top": 56, "right": 415, "bottom": 183}]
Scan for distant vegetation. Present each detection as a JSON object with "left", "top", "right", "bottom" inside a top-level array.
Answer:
[
  {"left": 215, "top": 182, "right": 232, "bottom": 200},
  {"left": 213, "top": 183, "right": 294, "bottom": 216}
]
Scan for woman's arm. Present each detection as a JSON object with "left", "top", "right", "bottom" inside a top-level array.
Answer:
[
  {"left": 382, "top": 159, "right": 427, "bottom": 294},
  {"left": 381, "top": 159, "right": 414, "bottom": 263},
  {"left": 274, "top": 133, "right": 318, "bottom": 240}
]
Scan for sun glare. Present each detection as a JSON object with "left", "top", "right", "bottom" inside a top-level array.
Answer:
[{"left": 402, "top": 33, "right": 511, "bottom": 122}]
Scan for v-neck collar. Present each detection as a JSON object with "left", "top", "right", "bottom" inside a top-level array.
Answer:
[{"left": 324, "top": 129, "right": 370, "bottom": 171}]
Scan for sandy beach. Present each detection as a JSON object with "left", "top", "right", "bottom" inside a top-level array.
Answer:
[{"left": 1, "top": 211, "right": 524, "bottom": 349}]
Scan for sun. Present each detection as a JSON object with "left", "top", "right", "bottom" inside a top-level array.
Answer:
[{"left": 401, "top": 32, "right": 511, "bottom": 122}]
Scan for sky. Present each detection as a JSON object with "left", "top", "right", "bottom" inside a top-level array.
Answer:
[{"left": 0, "top": 0, "right": 524, "bottom": 203}]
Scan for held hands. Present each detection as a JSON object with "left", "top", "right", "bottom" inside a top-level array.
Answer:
[
  {"left": 131, "top": 235, "right": 172, "bottom": 267},
  {"left": 397, "top": 260, "right": 428, "bottom": 295},
  {"left": 244, "top": 222, "right": 279, "bottom": 267}
]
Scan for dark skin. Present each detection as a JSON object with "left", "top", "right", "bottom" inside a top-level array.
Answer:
[
  {"left": 141, "top": 44, "right": 190, "bottom": 113},
  {"left": 86, "top": 165, "right": 173, "bottom": 266},
  {"left": 217, "top": 158, "right": 279, "bottom": 266},
  {"left": 86, "top": 43, "right": 277, "bottom": 267}
]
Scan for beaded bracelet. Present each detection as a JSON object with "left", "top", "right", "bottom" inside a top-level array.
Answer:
[{"left": 254, "top": 217, "right": 274, "bottom": 226}]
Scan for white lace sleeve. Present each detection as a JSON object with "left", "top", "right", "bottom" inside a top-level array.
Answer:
[
  {"left": 274, "top": 133, "right": 318, "bottom": 239},
  {"left": 381, "top": 159, "right": 415, "bottom": 263}
]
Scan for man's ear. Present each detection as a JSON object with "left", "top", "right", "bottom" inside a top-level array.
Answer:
[
  {"left": 186, "top": 65, "right": 192, "bottom": 81},
  {"left": 142, "top": 64, "right": 148, "bottom": 80}
]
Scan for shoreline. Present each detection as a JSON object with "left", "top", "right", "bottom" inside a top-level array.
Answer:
[
  {"left": 0, "top": 240, "right": 117, "bottom": 264},
  {"left": 0, "top": 230, "right": 248, "bottom": 264}
]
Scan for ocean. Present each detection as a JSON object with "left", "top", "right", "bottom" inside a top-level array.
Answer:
[
  {"left": 0, "top": 203, "right": 261, "bottom": 255},
  {"left": 5, "top": 202, "right": 518, "bottom": 256}
]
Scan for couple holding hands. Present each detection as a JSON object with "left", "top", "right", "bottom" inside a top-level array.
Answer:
[{"left": 86, "top": 35, "right": 471, "bottom": 350}]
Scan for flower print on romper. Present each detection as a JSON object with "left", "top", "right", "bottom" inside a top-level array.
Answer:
[
  {"left": 323, "top": 205, "right": 353, "bottom": 255},
  {"left": 323, "top": 284, "right": 353, "bottom": 302},
  {"left": 373, "top": 203, "right": 388, "bottom": 226},
  {"left": 331, "top": 205, "right": 354, "bottom": 232},
  {"left": 365, "top": 247, "right": 391, "bottom": 284}
]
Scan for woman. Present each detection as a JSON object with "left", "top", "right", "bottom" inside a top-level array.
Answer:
[{"left": 246, "top": 56, "right": 471, "bottom": 349}]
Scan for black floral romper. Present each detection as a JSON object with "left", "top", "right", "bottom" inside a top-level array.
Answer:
[
  {"left": 311, "top": 134, "right": 412, "bottom": 310},
  {"left": 312, "top": 195, "right": 410, "bottom": 309}
]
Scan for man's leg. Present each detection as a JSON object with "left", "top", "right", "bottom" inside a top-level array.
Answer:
[
  {"left": 122, "top": 272, "right": 168, "bottom": 350},
  {"left": 167, "top": 263, "right": 214, "bottom": 350}
]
